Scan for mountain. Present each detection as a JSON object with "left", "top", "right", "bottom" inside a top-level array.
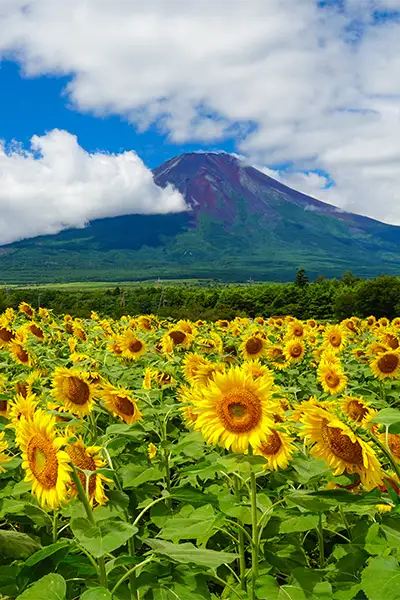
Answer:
[{"left": 2, "top": 151, "right": 400, "bottom": 284}]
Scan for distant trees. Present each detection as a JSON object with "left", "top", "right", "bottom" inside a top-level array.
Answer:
[{"left": 294, "top": 269, "right": 309, "bottom": 288}]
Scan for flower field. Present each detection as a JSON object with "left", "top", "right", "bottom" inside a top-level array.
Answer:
[{"left": 0, "top": 305, "right": 400, "bottom": 599}]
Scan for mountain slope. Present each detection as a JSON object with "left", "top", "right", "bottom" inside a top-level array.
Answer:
[{"left": 1, "top": 152, "right": 400, "bottom": 284}]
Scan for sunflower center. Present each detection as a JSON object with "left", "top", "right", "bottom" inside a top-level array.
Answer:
[
  {"left": 128, "top": 340, "right": 143, "bottom": 353},
  {"left": 377, "top": 353, "right": 400, "bottom": 374},
  {"left": 16, "top": 345, "right": 29, "bottom": 364},
  {"left": 65, "top": 377, "right": 90, "bottom": 405},
  {"left": 169, "top": 331, "right": 186, "bottom": 344},
  {"left": 290, "top": 344, "right": 302, "bottom": 357},
  {"left": 218, "top": 388, "right": 262, "bottom": 433},
  {"left": 346, "top": 400, "right": 368, "bottom": 422},
  {"left": 115, "top": 395, "right": 134, "bottom": 416},
  {"left": 389, "top": 434, "right": 400, "bottom": 459},
  {"left": 325, "top": 371, "right": 340, "bottom": 388},
  {"left": 385, "top": 335, "right": 399, "bottom": 350},
  {"left": 30, "top": 324, "right": 44, "bottom": 339},
  {"left": 141, "top": 318, "right": 151, "bottom": 330},
  {"left": 293, "top": 326, "right": 303, "bottom": 337},
  {"left": 259, "top": 431, "right": 282, "bottom": 455},
  {"left": 272, "top": 348, "right": 284, "bottom": 360},
  {"left": 16, "top": 382, "right": 28, "bottom": 397},
  {"left": 27, "top": 434, "right": 59, "bottom": 489},
  {"left": 329, "top": 334, "right": 341, "bottom": 347},
  {"left": 321, "top": 421, "right": 363, "bottom": 465},
  {"left": 0, "top": 328, "right": 14, "bottom": 342},
  {"left": 0, "top": 401, "right": 7, "bottom": 412},
  {"left": 245, "top": 338, "right": 263, "bottom": 355}
]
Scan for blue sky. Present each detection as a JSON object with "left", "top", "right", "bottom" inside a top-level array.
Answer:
[{"left": 0, "top": 0, "right": 400, "bottom": 244}]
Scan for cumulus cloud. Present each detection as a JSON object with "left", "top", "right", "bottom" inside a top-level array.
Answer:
[
  {"left": 0, "top": 129, "right": 186, "bottom": 245},
  {"left": 1, "top": 1, "right": 400, "bottom": 223}
]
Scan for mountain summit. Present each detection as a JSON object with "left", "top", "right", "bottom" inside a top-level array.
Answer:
[{"left": 2, "top": 152, "right": 400, "bottom": 284}]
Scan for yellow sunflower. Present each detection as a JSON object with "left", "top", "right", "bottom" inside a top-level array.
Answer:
[
  {"left": 191, "top": 366, "right": 278, "bottom": 453},
  {"left": 52, "top": 367, "right": 95, "bottom": 417},
  {"left": 379, "top": 329, "right": 400, "bottom": 350},
  {"left": 341, "top": 396, "right": 371, "bottom": 424},
  {"left": 66, "top": 437, "right": 109, "bottom": 506},
  {"left": 182, "top": 353, "right": 209, "bottom": 384},
  {"left": 7, "top": 393, "right": 38, "bottom": 428},
  {"left": 322, "top": 324, "right": 346, "bottom": 353},
  {"left": 118, "top": 330, "right": 147, "bottom": 360},
  {"left": 266, "top": 345, "right": 288, "bottom": 370},
  {"left": 195, "top": 332, "right": 223, "bottom": 355},
  {"left": 370, "top": 351, "right": 400, "bottom": 379},
  {"left": 137, "top": 315, "right": 154, "bottom": 331},
  {"left": 242, "top": 359, "right": 274, "bottom": 384},
  {"left": 10, "top": 340, "right": 32, "bottom": 366},
  {"left": 148, "top": 443, "right": 157, "bottom": 460},
  {"left": 17, "top": 409, "right": 71, "bottom": 509},
  {"left": 0, "top": 317, "right": 15, "bottom": 348},
  {"left": 291, "top": 396, "right": 335, "bottom": 423},
  {"left": 101, "top": 384, "right": 142, "bottom": 424},
  {"left": 254, "top": 428, "right": 296, "bottom": 471},
  {"left": 0, "top": 432, "right": 11, "bottom": 472},
  {"left": 27, "top": 322, "right": 45, "bottom": 342},
  {"left": 300, "top": 406, "right": 383, "bottom": 490},
  {"left": 161, "top": 328, "right": 193, "bottom": 353},
  {"left": 283, "top": 339, "right": 305, "bottom": 363},
  {"left": 240, "top": 334, "right": 267, "bottom": 360},
  {"left": 192, "top": 360, "right": 226, "bottom": 387},
  {"left": 287, "top": 319, "right": 305, "bottom": 339},
  {"left": 318, "top": 364, "right": 348, "bottom": 395},
  {"left": 19, "top": 302, "right": 35, "bottom": 318}
]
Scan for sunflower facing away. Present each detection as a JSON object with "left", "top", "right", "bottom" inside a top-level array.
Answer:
[
  {"left": 101, "top": 384, "right": 142, "bottom": 424},
  {"left": 52, "top": 367, "right": 95, "bottom": 417},
  {"left": 17, "top": 409, "right": 72, "bottom": 509},
  {"left": 300, "top": 406, "right": 383, "bottom": 490},
  {"left": 341, "top": 396, "right": 371, "bottom": 424},
  {"left": 370, "top": 351, "right": 400, "bottom": 379},
  {"left": 66, "top": 437, "right": 109, "bottom": 506},
  {"left": 191, "top": 366, "right": 278, "bottom": 453},
  {"left": 254, "top": 428, "right": 296, "bottom": 471}
]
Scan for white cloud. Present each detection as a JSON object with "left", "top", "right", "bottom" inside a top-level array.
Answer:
[
  {"left": 0, "top": 1, "right": 400, "bottom": 223},
  {"left": 0, "top": 129, "right": 186, "bottom": 245}
]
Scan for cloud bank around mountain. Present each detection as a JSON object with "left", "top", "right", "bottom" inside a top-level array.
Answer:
[
  {"left": 1, "top": 1, "right": 400, "bottom": 224},
  {"left": 0, "top": 129, "right": 186, "bottom": 245}
]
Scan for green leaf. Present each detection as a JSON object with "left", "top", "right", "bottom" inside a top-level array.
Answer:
[
  {"left": 370, "top": 409, "right": 400, "bottom": 430},
  {"left": 16, "top": 573, "right": 66, "bottom": 600},
  {"left": 170, "top": 485, "right": 218, "bottom": 505},
  {"left": 24, "top": 540, "right": 70, "bottom": 567},
  {"left": 361, "top": 556, "right": 400, "bottom": 600},
  {"left": 105, "top": 423, "right": 144, "bottom": 438},
  {"left": 0, "top": 529, "right": 41, "bottom": 559},
  {"left": 80, "top": 588, "right": 112, "bottom": 600},
  {"left": 120, "top": 465, "right": 164, "bottom": 488},
  {"left": 291, "top": 456, "right": 330, "bottom": 483},
  {"left": 256, "top": 574, "right": 280, "bottom": 599},
  {"left": 71, "top": 518, "right": 138, "bottom": 558},
  {"left": 280, "top": 515, "right": 319, "bottom": 534},
  {"left": 144, "top": 539, "right": 237, "bottom": 568}
]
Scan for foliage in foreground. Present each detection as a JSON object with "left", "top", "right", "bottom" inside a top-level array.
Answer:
[{"left": 0, "top": 306, "right": 400, "bottom": 598}]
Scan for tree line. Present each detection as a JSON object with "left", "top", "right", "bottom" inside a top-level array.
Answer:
[{"left": 0, "top": 272, "right": 399, "bottom": 321}]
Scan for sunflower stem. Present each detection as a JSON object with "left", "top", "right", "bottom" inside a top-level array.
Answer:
[
  {"left": 160, "top": 414, "right": 172, "bottom": 509},
  {"left": 127, "top": 536, "right": 139, "bottom": 600},
  {"left": 52, "top": 511, "right": 58, "bottom": 544},
  {"left": 234, "top": 475, "right": 247, "bottom": 591},
  {"left": 317, "top": 514, "right": 325, "bottom": 568},
  {"left": 70, "top": 464, "right": 108, "bottom": 589},
  {"left": 248, "top": 448, "right": 259, "bottom": 600},
  {"left": 371, "top": 433, "right": 400, "bottom": 483}
]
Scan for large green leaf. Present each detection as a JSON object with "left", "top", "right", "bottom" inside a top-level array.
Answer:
[
  {"left": 71, "top": 518, "right": 138, "bottom": 558},
  {"left": 145, "top": 539, "right": 237, "bottom": 568},
  {"left": 24, "top": 540, "right": 70, "bottom": 567},
  {"left": 370, "top": 409, "right": 400, "bottom": 430},
  {"left": 0, "top": 529, "right": 41, "bottom": 559},
  {"left": 280, "top": 515, "right": 319, "bottom": 534},
  {"left": 80, "top": 588, "right": 112, "bottom": 600},
  {"left": 361, "top": 556, "right": 400, "bottom": 600},
  {"left": 170, "top": 485, "right": 218, "bottom": 506},
  {"left": 16, "top": 573, "right": 66, "bottom": 600}
]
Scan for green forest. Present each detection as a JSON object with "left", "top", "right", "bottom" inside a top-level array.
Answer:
[{"left": 1, "top": 271, "right": 399, "bottom": 321}]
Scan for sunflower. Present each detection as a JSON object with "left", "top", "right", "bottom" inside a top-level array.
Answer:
[
  {"left": 366, "top": 315, "right": 376, "bottom": 327},
  {"left": 52, "top": 367, "right": 94, "bottom": 417},
  {"left": 118, "top": 330, "right": 147, "bottom": 360},
  {"left": 108, "top": 339, "right": 123, "bottom": 355},
  {"left": 241, "top": 334, "right": 267, "bottom": 360},
  {"left": 254, "top": 428, "right": 296, "bottom": 471},
  {"left": 300, "top": 406, "right": 383, "bottom": 490},
  {"left": 266, "top": 345, "right": 288, "bottom": 370},
  {"left": 7, "top": 393, "right": 38, "bottom": 428},
  {"left": 0, "top": 432, "right": 11, "bottom": 472},
  {"left": 196, "top": 332, "right": 223, "bottom": 355},
  {"left": 17, "top": 409, "right": 71, "bottom": 509},
  {"left": 341, "top": 396, "right": 371, "bottom": 424},
  {"left": 191, "top": 366, "right": 277, "bottom": 453},
  {"left": 379, "top": 330, "right": 400, "bottom": 350},
  {"left": 101, "top": 384, "right": 142, "bottom": 424},
  {"left": 182, "top": 353, "right": 209, "bottom": 384},
  {"left": 19, "top": 302, "right": 35, "bottom": 318},
  {"left": 323, "top": 324, "right": 346, "bottom": 353},
  {"left": 242, "top": 359, "right": 274, "bottom": 384},
  {"left": 318, "top": 364, "right": 348, "bottom": 395},
  {"left": 72, "top": 322, "right": 87, "bottom": 342},
  {"left": 287, "top": 319, "right": 305, "bottom": 339},
  {"left": 137, "top": 315, "right": 154, "bottom": 331},
  {"left": 192, "top": 360, "right": 226, "bottom": 387},
  {"left": 66, "top": 437, "right": 109, "bottom": 506},
  {"left": 379, "top": 317, "right": 390, "bottom": 327},
  {"left": 367, "top": 341, "right": 388, "bottom": 356},
  {"left": 392, "top": 318, "right": 400, "bottom": 328},
  {"left": 370, "top": 351, "right": 400, "bottom": 379},
  {"left": 383, "top": 434, "right": 400, "bottom": 463},
  {"left": 27, "top": 322, "right": 45, "bottom": 341},
  {"left": 10, "top": 340, "right": 32, "bottom": 366},
  {"left": 283, "top": 339, "right": 305, "bottom": 363},
  {"left": 291, "top": 396, "right": 335, "bottom": 423},
  {"left": 0, "top": 318, "right": 15, "bottom": 348}
]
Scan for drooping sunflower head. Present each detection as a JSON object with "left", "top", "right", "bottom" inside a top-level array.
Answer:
[
  {"left": 0, "top": 315, "right": 15, "bottom": 348},
  {"left": 379, "top": 330, "right": 400, "bottom": 351},
  {"left": 52, "top": 367, "right": 94, "bottom": 417},
  {"left": 66, "top": 437, "right": 109, "bottom": 506},
  {"left": 19, "top": 302, "right": 35, "bottom": 318},
  {"left": 192, "top": 360, "right": 226, "bottom": 387},
  {"left": 137, "top": 315, "right": 154, "bottom": 331},
  {"left": 10, "top": 340, "right": 32, "bottom": 367},
  {"left": 27, "top": 322, "right": 45, "bottom": 341},
  {"left": 17, "top": 409, "right": 72, "bottom": 509},
  {"left": 341, "top": 396, "right": 371, "bottom": 424},
  {"left": 118, "top": 330, "right": 147, "bottom": 360},
  {"left": 318, "top": 364, "right": 348, "bottom": 395},
  {"left": 370, "top": 351, "right": 400, "bottom": 379},
  {"left": 101, "top": 384, "right": 142, "bottom": 425},
  {"left": 191, "top": 366, "right": 278, "bottom": 453},
  {"left": 241, "top": 334, "right": 267, "bottom": 360},
  {"left": 300, "top": 406, "right": 383, "bottom": 490},
  {"left": 367, "top": 341, "right": 389, "bottom": 356},
  {"left": 283, "top": 339, "right": 305, "bottom": 363},
  {"left": 254, "top": 428, "right": 296, "bottom": 471},
  {"left": 196, "top": 332, "right": 223, "bottom": 355},
  {"left": 242, "top": 359, "right": 274, "bottom": 384}
]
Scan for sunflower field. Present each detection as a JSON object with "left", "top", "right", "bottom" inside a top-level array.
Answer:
[{"left": 1, "top": 305, "right": 400, "bottom": 599}]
